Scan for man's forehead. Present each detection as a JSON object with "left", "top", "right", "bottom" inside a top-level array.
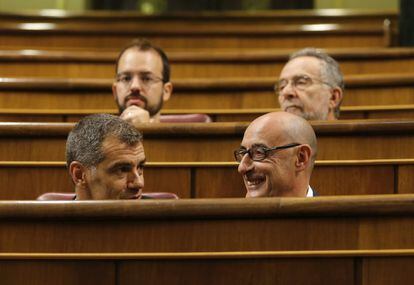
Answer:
[
  {"left": 118, "top": 48, "right": 162, "bottom": 69},
  {"left": 242, "top": 124, "right": 281, "bottom": 148},
  {"left": 281, "top": 56, "right": 322, "bottom": 78},
  {"left": 102, "top": 135, "right": 142, "bottom": 153}
]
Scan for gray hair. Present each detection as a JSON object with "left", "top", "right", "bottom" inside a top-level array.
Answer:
[
  {"left": 289, "top": 48, "right": 344, "bottom": 118},
  {"left": 66, "top": 114, "right": 143, "bottom": 168}
]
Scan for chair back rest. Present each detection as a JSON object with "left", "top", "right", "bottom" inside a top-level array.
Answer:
[
  {"left": 37, "top": 192, "right": 179, "bottom": 200},
  {"left": 160, "top": 114, "right": 212, "bottom": 123}
]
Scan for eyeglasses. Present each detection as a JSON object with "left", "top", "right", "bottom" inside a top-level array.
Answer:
[
  {"left": 274, "top": 75, "right": 332, "bottom": 95},
  {"left": 234, "top": 143, "right": 301, "bottom": 162},
  {"left": 116, "top": 72, "right": 164, "bottom": 90}
]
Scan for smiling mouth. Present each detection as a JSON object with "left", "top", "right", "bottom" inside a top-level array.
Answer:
[
  {"left": 244, "top": 174, "right": 265, "bottom": 188},
  {"left": 246, "top": 178, "right": 264, "bottom": 186}
]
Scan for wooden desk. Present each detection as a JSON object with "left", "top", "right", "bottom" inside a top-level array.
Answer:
[
  {"left": 0, "top": 196, "right": 414, "bottom": 284},
  {"left": 0, "top": 47, "right": 413, "bottom": 78},
  {"left": 1, "top": 195, "right": 414, "bottom": 253},
  {"left": 0, "top": 120, "right": 412, "bottom": 162},
  {"left": 0, "top": 9, "right": 397, "bottom": 27},
  {"left": 0, "top": 251, "right": 413, "bottom": 285},
  {"left": 0, "top": 22, "right": 391, "bottom": 50},
  {"left": 0, "top": 159, "right": 413, "bottom": 200},
  {"left": 0, "top": 73, "right": 412, "bottom": 110},
  {"left": 2, "top": 105, "right": 414, "bottom": 123}
]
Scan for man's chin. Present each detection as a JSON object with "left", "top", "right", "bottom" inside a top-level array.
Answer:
[
  {"left": 284, "top": 107, "right": 307, "bottom": 118},
  {"left": 245, "top": 183, "right": 269, "bottom": 198}
]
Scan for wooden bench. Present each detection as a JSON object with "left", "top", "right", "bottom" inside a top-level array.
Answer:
[
  {"left": 1, "top": 47, "right": 413, "bottom": 78},
  {"left": 0, "top": 195, "right": 413, "bottom": 284},
  {"left": 0, "top": 9, "right": 397, "bottom": 27},
  {"left": 1, "top": 250, "right": 413, "bottom": 284},
  {"left": 0, "top": 159, "right": 413, "bottom": 200},
  {"left": 1, "top": 105, "right": 414, "bottom": 123},
  {"left": 0, "top": 120, "right": 412, "bottom": 162},
  {"left": 0, "top": 22, "right": 392, "bottom": 50},
  {"left": 0, "top": 74, "right": 412, "bottom": 110}
]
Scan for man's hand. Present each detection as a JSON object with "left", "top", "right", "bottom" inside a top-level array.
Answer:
[{"left": 119, "top": 105, "right": 151, "bottom": 124}]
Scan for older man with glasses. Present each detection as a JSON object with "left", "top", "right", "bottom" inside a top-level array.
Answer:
[
  {"left": 112, "top": 39, "right": 173, "bottom": 124},
  {"left": 276, "top": 47, "right": 344, "bottom": 121},
  {"left": 235, "top": 111, "right": 317, "bottom": 197}
]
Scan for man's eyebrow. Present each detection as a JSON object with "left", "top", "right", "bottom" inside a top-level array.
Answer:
[
  {"left": 107, "top": 160, "right": 133, "bottom": 170},
  {"left": 251, "top": 143, "right": 268, "bottom": 148}
]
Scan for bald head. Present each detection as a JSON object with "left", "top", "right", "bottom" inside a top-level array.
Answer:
[
  {"left": 246, "top": 112, "right": 317, "bottom": 161},
  {"left": 237, "top": 111, "right": 317, "bottom": 198}
]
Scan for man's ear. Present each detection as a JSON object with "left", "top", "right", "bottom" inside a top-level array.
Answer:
[
  {"left": 69, "top": 161, "right": 87, "bottom": 187},
  {"left": 329, "top": 87, "right": 343, "bottom": 111},
  {"left": 162, "top": 82, "right": 173, "bottom": 102},
  {"left": 112, "top": 82, "right": 118, "bottom": 101},
  {"left": 295, "top": 144, "right": 312, "bottom": 171}
]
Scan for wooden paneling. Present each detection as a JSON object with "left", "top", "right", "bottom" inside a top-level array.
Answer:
[
  {"left": 2, "top": 252, "right": 414, "bottom": 285},
  {"left": 396, "top": 165, "right": 414, "bottom": 194},
  {"left": 3, "top": 105, "right": 414, "bottom": 123},
  {"left": 1, "top": 48, "right": 414, "bottom": 78},
  {"left": 3, "top": 252, "right": 414, "bottom": 285},
  {"left": 0, "top": 74, "right": 412, "bottom": 111},
  {"left": 1, "top": 196, "right": 414, "bottom": 253},
  {"left": 119, "top": 258, "right": 353, "bottom": 285},
  {"left": 362, "top": 257, "right": 414, "bottom": 285},
  {"left": 0, "top": 23, "right": 390, "bottom": 50},
  {"left": 0, "top": 196, "right": 414, "bottom": 284},
  {"left": 0, "top": 9, "right": 397, "bottom": 27},
  {"left": 0, "top": 120, "right": 412, "bottom": 162},
  {"left": 1, "top": 159, "right": 413, "bottom": 200},
  {"left": 0, "top": 261, "right": 114, "bottom": 285}
]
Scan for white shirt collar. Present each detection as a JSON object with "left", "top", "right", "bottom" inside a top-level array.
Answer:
[{"left": 306, "top": 186, "right": 314, "bottom": 197}]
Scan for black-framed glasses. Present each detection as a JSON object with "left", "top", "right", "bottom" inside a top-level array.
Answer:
[
  {"left": 234, "top": 143, "right": 301, "bottom": 162},
  {"left": 274, "top": 75, "right": 332, "bottom": 95},
  {"left": 116, "top": 72, "right": 164, "bottom": 90}
]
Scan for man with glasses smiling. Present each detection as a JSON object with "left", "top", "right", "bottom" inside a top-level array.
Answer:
[
  {"left": 235, "top": 111, "right": 317, "bottom": 197},
  {"left": 112, "top": 39, "right": 173, "bottom": 124},
  {"left": 276, "top": 48, "right": 344, "bottom": 121}
]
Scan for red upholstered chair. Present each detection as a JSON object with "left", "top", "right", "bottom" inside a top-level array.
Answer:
[
  {"left": 160, "top": 114, "right": 212, "bottom": 123},
  {"left": 37, "top": 192, "right": 179, "bottom": 200},
  {"left": 37, "top": 192, "right": 76, "bottom": 200}
]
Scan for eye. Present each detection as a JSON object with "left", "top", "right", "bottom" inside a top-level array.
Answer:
[
  {"left": 277, "top": 80, "right": 287, "bottom": 92},
  {"left": 252, "top": 146, "right": 267, "bottom": 159},
  {"left": 118, "top": 165, "right": 132, "bottom": 173},
  {"left": 140, "top": 74, "right": 153, "bottom": 84},
  {"left": 137, "top": 164, "right": 145, "bottom": 175},
  {"left": 295, "top": 76, "right": 311, "bottom": 86},
  {"left": 119, "top": 74, "right": 131, "bottom": 83}
]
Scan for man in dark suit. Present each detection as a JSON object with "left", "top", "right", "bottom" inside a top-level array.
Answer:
[{"left": 234, "top": 111, "right": 317, "bottom": 197}]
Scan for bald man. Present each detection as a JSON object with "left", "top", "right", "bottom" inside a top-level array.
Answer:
[{"left": 234, "top": 111, "right": 317, "bottom": 197}]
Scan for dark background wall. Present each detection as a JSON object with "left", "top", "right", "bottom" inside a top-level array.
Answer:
[{"left": 399, "top": 0, "right": 414, "bottom": 46}]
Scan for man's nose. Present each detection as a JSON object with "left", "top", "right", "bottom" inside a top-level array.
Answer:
[
  {"left": 130, "top": 75, "right": 143, "bottom": 91},
  {"left": 279, "top": 81, "right": 297, "bottom": 100},
  {"left": 238, "top": 153, "right": 254, "bottom": 174},
  {"left": 128, "top": 170, "right": 144, "bottom": 189}
]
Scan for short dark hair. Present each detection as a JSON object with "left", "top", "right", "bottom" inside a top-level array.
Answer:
[
  {"left": 66, "top": 114, "right": 143, "bottom": 168},
  {"left": 115, "top": 38, "right": 170, "bottom": 83}
]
